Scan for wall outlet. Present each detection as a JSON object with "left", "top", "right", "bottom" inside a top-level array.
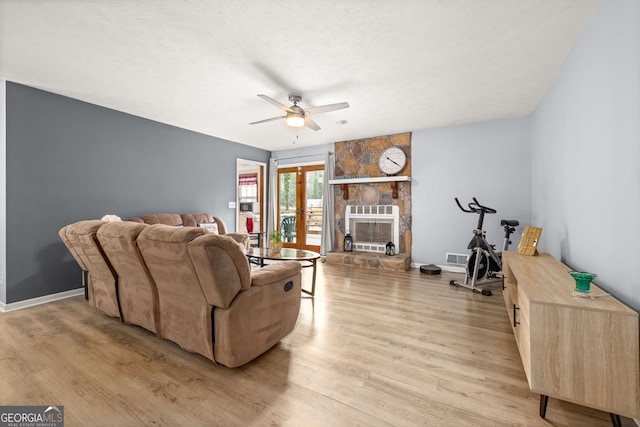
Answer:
[
  {"left": 228, "top": 201, "right": 236, "bottom": 209},
  {"left": 0, "top": 271, "right": 3, "bottom": 285}
]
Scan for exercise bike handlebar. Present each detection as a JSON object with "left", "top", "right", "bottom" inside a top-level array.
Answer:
[
  {"left": 454, "top": 197, "right": 497, "bottom": 215},
  {"left": 454, "top": 197, "right": 474, "bottom": 213},
  {"left": 471, "top": 197, "right": 497, "bottom": 214}
]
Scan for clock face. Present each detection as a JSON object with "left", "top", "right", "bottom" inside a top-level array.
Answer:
[{"left": 378, "top": 147, "right": 406, "bottom": 175}]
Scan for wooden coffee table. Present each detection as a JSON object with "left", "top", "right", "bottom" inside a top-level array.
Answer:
[{"left": 246, "top": 247, "right": 320, "bottom": 296}]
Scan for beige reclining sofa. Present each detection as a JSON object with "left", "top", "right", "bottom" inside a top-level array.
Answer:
[{"left": 59, "top": 219, "right": 301, "bottom": 368}]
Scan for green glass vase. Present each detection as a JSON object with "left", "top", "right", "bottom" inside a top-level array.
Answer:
[{"left": 569, "top": 271, "right": 597, "bottom": 293}]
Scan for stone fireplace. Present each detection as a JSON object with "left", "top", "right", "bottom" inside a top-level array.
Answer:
[{"left": 326, "top": 132, "right": 412, "bottom": 270}]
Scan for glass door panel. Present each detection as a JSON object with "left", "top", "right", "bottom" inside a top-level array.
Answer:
[
  {"left": 305, "top": 169, "right": 324, "bottom": 248},
  {"left": 279, "top": 169, "right": 298, "bottom": 245},
  {"left": 278, "top": 165, "right": 324, "bottom": 252}
]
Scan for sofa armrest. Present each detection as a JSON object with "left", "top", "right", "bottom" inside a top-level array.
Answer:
[
  {"left": 251, "top": 261, "right": 301, "bottom": 286},
  {"left": 211, "top": 216, "right": 227, "bottom": 234},
  {"left": 225, "top": 232, "right": 250, "bottom": 250},
  {"left": 214, "top": 260, "right": 301, "bottom": 367}
]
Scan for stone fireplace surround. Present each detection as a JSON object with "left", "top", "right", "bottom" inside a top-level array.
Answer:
[{"left": 326, "top": 133, "right": 411, "bottom": 270}]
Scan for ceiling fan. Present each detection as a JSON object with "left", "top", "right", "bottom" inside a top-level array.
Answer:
[{"left": 249, "top": 94, "right": 349, "bottom": 131}]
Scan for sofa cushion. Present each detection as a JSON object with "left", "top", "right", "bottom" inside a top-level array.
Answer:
[
  {"left": 137, "top": 225, "right": 213, "bottom": 360},
  {"left": 97, "top": 221, "right": 159, "bottom": 334},
  {"left": 198, "top": 222, "right": 219, "bottom": 234}
]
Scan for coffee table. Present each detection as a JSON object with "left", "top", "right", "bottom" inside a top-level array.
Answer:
[{"left": 246, "top": 247, "right": 320, "bottom": 296}]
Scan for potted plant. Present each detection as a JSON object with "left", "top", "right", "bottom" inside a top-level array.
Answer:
[{"left": 269, "top": 230, "right": 283, "bottom": 255}]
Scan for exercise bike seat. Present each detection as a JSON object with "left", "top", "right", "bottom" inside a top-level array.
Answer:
[{"left": 501, "top": 219, "right": 519, "bottom": 227}]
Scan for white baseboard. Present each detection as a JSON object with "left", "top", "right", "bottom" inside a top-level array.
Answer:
[
  {"left": 0, "top": 288, "right": 84, "bottom": 313},
  {"left": 438, "top": 264, "right": 466, "bottom": 273}
]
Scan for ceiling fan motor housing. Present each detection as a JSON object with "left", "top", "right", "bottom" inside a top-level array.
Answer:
[
  {"left": 290, "top": 105, "right": 305, "bottom": 114},
  {"left": 288, "top": 95, "right": 302, "bottom": 105}
]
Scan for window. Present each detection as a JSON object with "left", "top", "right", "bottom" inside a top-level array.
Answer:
[{"left": 238, "top": 174, "right": 258, "bottom": 202}]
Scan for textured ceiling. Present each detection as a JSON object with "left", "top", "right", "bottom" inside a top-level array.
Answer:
[{"left": 0, "top": 0, "right": 600, "bottom": 151}]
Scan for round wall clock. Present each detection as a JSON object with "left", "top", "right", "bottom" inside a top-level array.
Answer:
[{"left": 378, "top": 146, "right": 406, "bottom": 175}]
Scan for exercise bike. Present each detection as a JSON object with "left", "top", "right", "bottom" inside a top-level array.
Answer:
[{"left": 449, "top": 197, "right": 519, "bottom": 296}]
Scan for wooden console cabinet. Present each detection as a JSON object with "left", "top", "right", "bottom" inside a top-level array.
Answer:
[{"left": 502, "top": 251, "right": 640, "bottom": 420}]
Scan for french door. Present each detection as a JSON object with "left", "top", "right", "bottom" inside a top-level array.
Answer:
[{"left": 278, "top": 165, "right": 324, "bottom": 252}]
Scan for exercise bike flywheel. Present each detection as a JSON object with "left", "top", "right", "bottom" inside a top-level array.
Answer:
[{"left": 467, "top": 251, "right": 488, "bottom": 281}]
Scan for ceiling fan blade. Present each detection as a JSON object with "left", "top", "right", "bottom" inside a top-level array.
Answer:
[
  {"left": 257, "top": 94, "right": 293, "bottom": 113},
  {"left": 249, "top": 115, "right": 286, "bottom": 125},
  {"left": 304, "top": 117, "right": 321, "bottom": 131},
  {"left": 304, "top": 102, "right": 350, "bottom": 115}
]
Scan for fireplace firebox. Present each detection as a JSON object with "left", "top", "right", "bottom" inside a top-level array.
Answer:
[{"left": 345, "top": 205, "right": 399, "bottom": 253}]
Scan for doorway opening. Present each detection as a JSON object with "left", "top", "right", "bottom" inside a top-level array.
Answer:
[
  {"left": 236, "top": 159, "right": 266, "bottom": 245},
  {"left": 278, "top": 164, "right": 324, "bottom": 252}
]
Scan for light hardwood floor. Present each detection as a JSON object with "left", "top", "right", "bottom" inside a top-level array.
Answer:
[{"left": 0, "top": 263, "right": 634, "bottom": 426}]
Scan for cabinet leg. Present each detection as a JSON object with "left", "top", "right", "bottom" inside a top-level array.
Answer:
[
  {"left": 539, "top": 395, "right": 549, "bottom": 418},
  {"left": 610, "top": 413, "right": 621, "bottom": 427},
  {"left": 83, "top": 270, "right": 89, "bottom": 301},
  {"left": 538, "top": 397, "right": 620, "bottom": 426}
]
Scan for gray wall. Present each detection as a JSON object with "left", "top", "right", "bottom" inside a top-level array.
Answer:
[
  {"left": 0, "top": 81, "right": 6, "bottom": 303},
  {"left": 531, "top": 0, "right": 640, "bottom": 310},
  {"left": 411, "top": 118, "right": 532, "bottom": 266},
  {"left": 5, "top": 82, "right": 270, "bottom": 304}
]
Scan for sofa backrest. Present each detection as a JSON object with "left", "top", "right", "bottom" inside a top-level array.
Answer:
[
  {"left": 63, "top": 220, "right": 121, "bottom": 319},
  {"left": 181, "top": 213, "right": 215, "bottom": 228},
  {"left": 138, "top": 213, "right": 183, "bottom": 226},
  {"left": 97, "top": 221, "right": 159, "bottom": 334},
  {"left": 187, "top": 234, "right": 251, "bottom": 308},
  {"left": 128, "top": 213, "right": 229, "bottom": 235},
  {"left": 181, "top": 213, "right": 212, "bottom": 227},
  {"left": 136, "top": 224, "right": 215, "bottom": 359}
]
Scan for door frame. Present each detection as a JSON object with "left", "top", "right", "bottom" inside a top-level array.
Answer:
[
  {"left": 236, "top": 158, "right": 266, "bottom": 236},
  {"left": 277, "top": 163, "right": 324, "bottom": 252}
]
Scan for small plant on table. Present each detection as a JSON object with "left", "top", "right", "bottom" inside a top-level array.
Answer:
[{"left": 269, "top": 231, "right": 283, "bottom": 255}]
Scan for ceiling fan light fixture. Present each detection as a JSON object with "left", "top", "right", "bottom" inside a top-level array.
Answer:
[
  {"left": 252, "top": 94, "right": 349, "bottom": 131},
  {"left": 286, "top": 112, "right": 305, "bottom": 127}
]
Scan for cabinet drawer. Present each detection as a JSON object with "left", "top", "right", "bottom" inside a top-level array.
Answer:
[{"left": 503, "top": 285, "right": 515, "bottom": 327}]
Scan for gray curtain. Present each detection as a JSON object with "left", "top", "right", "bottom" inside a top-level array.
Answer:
[
  {"left": 267, "top": 158, "right": 278, "bottom": 245},
  {"left": 320, "top": 151, "right": 335, "bottom": 256}
]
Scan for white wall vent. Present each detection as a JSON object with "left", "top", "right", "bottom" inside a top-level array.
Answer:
[{"left": 446, "top": 253, "right": 468, "bottom": 266}]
